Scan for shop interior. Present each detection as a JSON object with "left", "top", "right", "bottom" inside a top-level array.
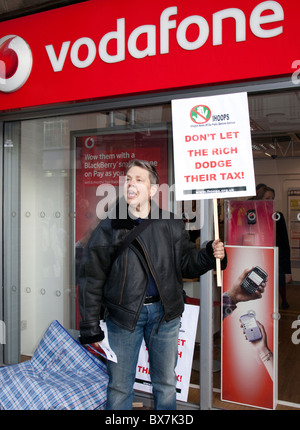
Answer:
[
  {"left": 4, "top": 87, "right": 299, "bottom": 410},
  {"left": 195, "top": 90, "right": 300, "bottom": 409}
]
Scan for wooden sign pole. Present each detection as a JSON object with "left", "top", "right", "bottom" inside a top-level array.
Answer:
[{"left": 213, "top": 198, "right": 222, "bottom": 287}]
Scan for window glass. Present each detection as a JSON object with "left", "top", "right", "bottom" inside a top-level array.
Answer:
[{"left": 19, "top": 106, "right": 171, "bottom": 354}]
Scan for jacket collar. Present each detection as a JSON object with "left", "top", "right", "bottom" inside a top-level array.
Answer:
[{"left": 111, "top": 198, "right": 161, "bottom": 230}]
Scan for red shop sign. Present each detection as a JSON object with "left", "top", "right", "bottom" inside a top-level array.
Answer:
[{"left": 0, "top": 0, "right": 298, "bottom": 111}]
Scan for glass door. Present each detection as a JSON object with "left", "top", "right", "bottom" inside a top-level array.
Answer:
[{"left": 19, "top": 118, "right": 72, "bottom": 358}]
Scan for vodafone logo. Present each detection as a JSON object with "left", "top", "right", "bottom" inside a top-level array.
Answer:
[
  {"left": 84, "top": 137, "right": 95, "bottom": 149},
  {"left": 0, "top": 35, "right": 33, "bottom": 93}
]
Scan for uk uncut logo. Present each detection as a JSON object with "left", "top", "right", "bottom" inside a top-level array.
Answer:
[
  {"left": 190, "top": 105, "right": 211, "bottom": 124},
  {"left": 0, "top": 35, "right": 33, "bottom": 93}
]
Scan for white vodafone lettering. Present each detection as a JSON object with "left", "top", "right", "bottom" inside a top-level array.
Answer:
[
  {"left": 213, "top": 8, "right": 246, "bottom": 45},
  {"left": 128, "top": 25, "right": 156, "bottom": 58},
  {"left": 45, "top": 1, "right": 284, "bottom": 72},
  {"left": 98, "top": 18, "right": 125, "bottom": 63},
  {"left": 177, "top": 15, "right": 209, "bottom": 50},
  {"left": 71, "top": 37, "right": 96, "bottom": 68},
  {"left": 160, "top": 6, "right": 177, "bottom": 54},
  {"left": 45, "top": 41, "right": 70, "bottom": 72},
  {"left": 250, "top": 1, "right": 284, "bottom": 38}
]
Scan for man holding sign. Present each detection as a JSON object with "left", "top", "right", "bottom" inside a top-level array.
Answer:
[{"left": 78, "top": 159, "right": 226, "bottom": 410}]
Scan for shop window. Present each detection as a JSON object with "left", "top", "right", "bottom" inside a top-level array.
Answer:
[{"left": 19, "top": 104, "right": 172, "bottom": 356}]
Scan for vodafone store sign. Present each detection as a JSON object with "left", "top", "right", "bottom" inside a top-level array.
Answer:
[{"left": 0, "top": 0, "right": 298, "bottom": 110}]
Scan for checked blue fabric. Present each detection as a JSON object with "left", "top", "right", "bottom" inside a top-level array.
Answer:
[{"left": 0, "top": 320, "right": 108, "bottom": 410}]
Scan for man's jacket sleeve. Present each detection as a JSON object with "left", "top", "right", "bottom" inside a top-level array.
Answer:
[
  {"left": 179, "top": 224, "right": 227, "bottom": 279},
  {"left": 78, "top": 242, "right": 112, "bottom": 344}
]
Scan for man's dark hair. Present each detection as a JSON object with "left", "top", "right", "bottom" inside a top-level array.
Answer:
[{"left": 125, "top": 159, "right": 159, "bottom": 184}]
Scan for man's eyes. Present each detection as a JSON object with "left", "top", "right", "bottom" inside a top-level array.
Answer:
[{"left": 126, "top": 177, "right": 144, "bottom": 183}]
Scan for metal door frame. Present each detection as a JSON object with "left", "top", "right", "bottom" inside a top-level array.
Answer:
[{"left": 2, "top": 122, "right": 21, "bottom": 364}]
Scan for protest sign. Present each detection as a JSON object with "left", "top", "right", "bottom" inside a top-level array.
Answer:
[
  {"left": 134, "top": 304, "right": 199, "bottom": 402},
  {"left": 171, "top": 92, "right": 255, "bottom": 201}
]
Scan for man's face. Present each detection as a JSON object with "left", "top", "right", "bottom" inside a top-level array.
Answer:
[{"left": 124, "top": 166, "right": 156, "bottom": 212}]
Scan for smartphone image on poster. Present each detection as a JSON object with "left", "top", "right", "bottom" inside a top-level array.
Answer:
[
  {"left": 240, "top": 313, "right": 262, "bottom": 342},
  {"left": 241, "top": 266, "right": 268, "bottom": 295}
]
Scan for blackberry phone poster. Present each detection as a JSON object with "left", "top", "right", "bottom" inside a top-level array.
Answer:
[{"left": 222, "top": 245, "right": 278, "bottom": 409}]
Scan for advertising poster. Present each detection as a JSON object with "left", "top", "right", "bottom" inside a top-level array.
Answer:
[
  {"left": 171, "top": 92, "right": 255, "bottom": 201},
  {"left": 134, "top": 304, "right": 199, "bottom": 402},
  {"left": 75, "top": 131, "right": 169, "bottom": 242},
  {"left": 74, "top": 130, "right": 169, "bottom": 326},
  {"left": 222, "top": 246, "right": 278, "bottom": 410},
  {"left": 224, "top": 200, "right": 275, "bottom": 247}
]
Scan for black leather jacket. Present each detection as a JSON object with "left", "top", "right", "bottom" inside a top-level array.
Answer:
[{"left": 78, "top": 205, "right": 226, "bottom": 344}]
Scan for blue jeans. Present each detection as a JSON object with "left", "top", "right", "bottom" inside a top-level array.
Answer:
[{"left": 105, "top": 300, "right": 180, "bottom": 410}]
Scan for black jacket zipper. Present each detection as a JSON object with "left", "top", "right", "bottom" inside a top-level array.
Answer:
[{"left": 135, "top": 237, "right": 163, "bottom": 307}]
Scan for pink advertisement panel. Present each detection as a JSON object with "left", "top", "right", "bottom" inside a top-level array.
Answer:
[
  {"left": 74, "top": 130, "right": 169, "bottom": 326},
  {"left": 75, "top": 130, "right": 168, "bottom": 242},
  {"left": 224, "top": 200, "right": 275, "bottom": 247},
  {"left": 222, "top": 246, "right": 277, "bottom": 409}
]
